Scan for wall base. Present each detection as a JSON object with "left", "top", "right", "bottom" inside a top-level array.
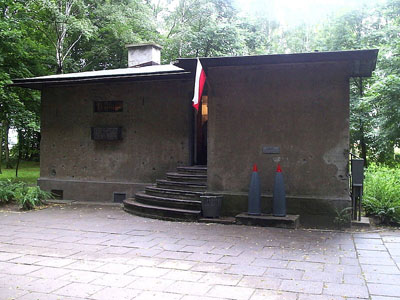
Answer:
[{"left": 38, "top": 178, "right": 150, "bottom": 203}]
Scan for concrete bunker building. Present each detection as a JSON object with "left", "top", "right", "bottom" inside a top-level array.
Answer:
[{"left": 12, "top": 45, "right": 378, "bottom": 226}]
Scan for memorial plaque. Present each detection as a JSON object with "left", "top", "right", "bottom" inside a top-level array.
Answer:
[
  {"left": 91, "top": 127, "right": 122, "bottom": 141},
  {"left": 262, "top": 146, "right": 280, "bottom": 154}
]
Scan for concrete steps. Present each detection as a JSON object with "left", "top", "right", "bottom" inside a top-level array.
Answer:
[{"left": 123, "top": 165, "right": 207, "bottom": 221}]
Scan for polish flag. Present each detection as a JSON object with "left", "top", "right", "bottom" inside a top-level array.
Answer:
[{"left": 192, "top": 58, "right": 206, "bottom": 111}]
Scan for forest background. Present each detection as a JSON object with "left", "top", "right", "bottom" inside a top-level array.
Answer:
[{"left": 0, "top": 0, "right": 399, "bottom": 172}]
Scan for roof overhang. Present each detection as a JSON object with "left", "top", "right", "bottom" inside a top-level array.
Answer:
[
  {"left": 11, "top": 65, "right": 191, "bottom": 90},
  {"left": 174, "top": 49, "right": 379, "bottom": 78},
  {"left": 11, "top": 49, "right": 378, "bottom": 90}
]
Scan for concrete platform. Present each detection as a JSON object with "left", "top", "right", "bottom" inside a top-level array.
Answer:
[
  {"left": 351, "top": 216, "right": 371, "bottom": 228},
  {"left": 235, "top": 213, "right": 300, "bottom": 229}
]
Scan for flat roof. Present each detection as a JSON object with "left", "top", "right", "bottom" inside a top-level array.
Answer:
[
  {"left": 12, "top": 64, "right": 190, "bottom": 90},
  {"left": 175, "top": 49, "right": 379, "bottom": 77},
  {"left": 12, "top": 49, "right": 378, "bottom": 90}
]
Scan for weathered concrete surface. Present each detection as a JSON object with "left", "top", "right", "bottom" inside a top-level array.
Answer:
[
  {"left": 39, "top": 79, "right": 192, "bottom": 202},
  {"left": 207, "top": 61, "right": 351, "bottom": 222},
  {"left": 1, "top": 204, "right": 400, "bottom": 300}
]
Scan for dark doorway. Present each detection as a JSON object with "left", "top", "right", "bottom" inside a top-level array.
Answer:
[{"left": 195, "top": 95, "right": 208, "bottom": 165}]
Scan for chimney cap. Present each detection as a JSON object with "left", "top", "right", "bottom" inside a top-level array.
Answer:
[{"left": 126, "top": 43, "right": 162, "bottom": 50}]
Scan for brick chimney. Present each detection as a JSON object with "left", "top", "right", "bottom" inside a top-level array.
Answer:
[{"left": 126, "top": 43, "right": 162, "bottom": 68}]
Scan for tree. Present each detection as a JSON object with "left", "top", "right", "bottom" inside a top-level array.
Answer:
[{"left": 26, "top": 0, "right": 95, "bottom": 74}]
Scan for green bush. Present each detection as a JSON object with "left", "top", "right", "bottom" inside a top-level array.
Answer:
[
  {"left": 15, "top": 186, "right": 52, "bottom": 210},
  {"left": 0, "top": 180, "right": 52, "bottom": 210},
  {"left": 0, "top": 180, "right": 26, "bottom": 203},
  {"left": 363, "top": 164, "right": 400, "bottom": 224}
]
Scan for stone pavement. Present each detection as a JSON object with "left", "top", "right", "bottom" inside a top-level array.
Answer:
[{"left": 0, "top": 203, "right": 399, "bottom": 300}]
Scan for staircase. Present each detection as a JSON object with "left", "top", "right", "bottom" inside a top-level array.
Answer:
[{"left": 123, "top": 166, "right": 207, "bottom": 221}]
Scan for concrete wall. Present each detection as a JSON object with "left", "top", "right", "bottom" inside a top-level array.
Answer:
[
  {"left": 207, "top": 61, "right": 352, "bottom": 225},
  {"left": 39, "top": 79, "right": 192, "bottom": 202}
]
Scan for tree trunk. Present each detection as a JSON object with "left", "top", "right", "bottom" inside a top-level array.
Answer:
[
  {"left": 4, "top": 121, "right": 11, "bottom": 169},
  {"left": 15, "top": 130, "right": 22, "bottom": 177},
  {"left": 358, "top": 77, "right": 368, "bottom": 167}
]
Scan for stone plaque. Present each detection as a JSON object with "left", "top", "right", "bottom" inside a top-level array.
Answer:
[
  {"left": 262, "top": 146, "right": 280, "bottom": 154},
  {"left": 91, "top": 127, "right": 122, "bottom": 141}
]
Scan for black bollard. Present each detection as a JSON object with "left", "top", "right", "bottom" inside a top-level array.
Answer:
[
  {"left": 248, "top": 164, "right": 261, "bottom": 215},
  {"left": 273, "top": 164, "right": 286, "bottom": 217}
]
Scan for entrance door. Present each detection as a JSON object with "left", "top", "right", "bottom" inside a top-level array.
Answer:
[{"left": 195, "top": 95, "right": 208, "bottom": 165}]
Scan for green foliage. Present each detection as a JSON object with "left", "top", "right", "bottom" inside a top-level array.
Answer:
[
  {"left": 14, "top": 185, "right": 52, "bottom": 210},
  {"left": 333, "top": 207, "right": 352, "bottom": 229},
  {"left": 363, "top": 164, "right": 400, "bottom": 224},
  {"left": 0, "top": 178, "right": 51, "bottom": 209},
  {"left": 0, "top": 180, "right": 25, "bottom": 203}
]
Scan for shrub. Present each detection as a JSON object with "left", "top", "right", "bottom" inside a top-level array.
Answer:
[
  {"left": 0, "top": 180, "right": 25, "bottom": 203},
  {"left": 363, "top": 164, "right": 400, "bottom": 224},
  {"left": 0, "top": 180, "right": 52, "bottom": 210},
  {"left": 15, "top": 186, "right": 52, "bottom": 210}
]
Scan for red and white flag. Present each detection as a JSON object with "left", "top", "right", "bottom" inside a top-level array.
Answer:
[{"left": 192, "top": 58, "right": 206, "bottom": 111}]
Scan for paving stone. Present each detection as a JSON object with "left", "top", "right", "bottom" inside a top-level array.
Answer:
[
  {"left": 280, "top": 279, "right": 323, "bottom": 294},
  {"left": 200, "top": 272, "right": 242, "bottom": 286},
  {"left": 95, "top": 262, "right": 136, "bottom": 274},
  {"left": 65, "top": 260, "right": 106, "bottom": 271},
  {"left": 0, "top": 287, "right": 29, "bottom": 299},
  {"left": 181, "top": 296, "right": 229, "bottom": 300},
  {"left": 323, "top": 283, "right": 369, "bottom": 298},
  {"left": 324, "top": 263, "right": 362, "bottom": 274},
  {"left": 127, "top": 277, "right": 174, "bottom": 291},
  {"left": 208, "top": 285, "right": 255, "bottom": 300},
  {"left": 237, "top": 275, "right": 281, "bottom": 289},
  {"left": 59, "top": 270, "right": 102, "bottom": 283},
  {"left": 54, "top": 282, "right": 105, "bottom": 298},
  {"left": 28, "top": 266, "right": 72, "bottom": 279},
  {"left": 287, "top": 261, "right": 324, "bottom": 271},
  {"left": 155, "top": 251, "right": 191, "bottom": 260},
  {"left": 340, "top": 257, "right": 359, "bottom": 265},
  {"left": 343, "top": 274, "right": 365, "bottom": 285},
  {"left": 218, "top": 255, "right": 256, "bottom": 265},
  {"left": 251, "top": 258, "right": 288, "bottom": 268},
  {"left": 249, "top": 289, "right": 297, "bottom": 300},
  {"left": 165, "top": 281, "right": 212, "bottom": 296},
  {"left": 91, "top": 274, "right": 137, "bottom": 287},
  {"left": 15, "top": 292, "right": 86, "bottom": 300},
  {"left": 126, "top": 256, "right": 164, "bottom": 267},
  {"left": 90, "top": 286, "right": 140, "bottom": 300},
  {"left": 364, "top": 273, "right": 400, "bottom": 284},
  {"left": 9, "top": 255, "right": 46, "bottom": 265},
  {"left": 2, "top": 263, "right": 42, "bottom": 275},
  {"left": 158, "top": 259, "right": 197, "bottom": 270},
  {"left": 0, "top": 252, "right": 24, "bottom": 261},
  {"left": 35, "top": 257, "right": 76, "bottom": 268},
  {"left": 358, "top": 257, "right": 396, "bottom": 266},
  {"left": 302, "top": 270, "right": 343, "bottom": 283},
  {"left": 128, "top": 266, "right": 170, "bottom": 278},
  {"left": 368, "top": 283, "right": 400, "bottom": 297},
  {"left": 371, "top": 296, "right": 400, "bottom": 300},
  {"left": 226, "top": 264, "right": 266, "bottom": 276},
  {"left": 298, "top": 294, "right": 345, "bottom": 300},
  {"left": 357, "top": 250, "right": 391, "bottom": 259},
  {"left": 191, "top": 262, "right": 231, "bottom": 273},
  {"left": 303, "top": 254, "right": 340, "bottom": 264},
  {"left": 355, "top": 243, "right": 387, "bottom": 251},
  {"left": 22, "top": 278, "right": 70, "bottom": 294},
  {"left": 162, "top": 269, "right": 205, "bottom": 282},
  {"left": 361, "top": 264, "right": 400, "bottom": 275},
  {"left": 264, "top": 267, "right": 304, "bottom": 280},
  {"left": 134, "top": 291, "right": 183, "bottom": 300}
]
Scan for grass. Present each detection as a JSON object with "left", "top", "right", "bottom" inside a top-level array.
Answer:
[{"left": 0, "top": 161, "right": 40, "bottom": 184}]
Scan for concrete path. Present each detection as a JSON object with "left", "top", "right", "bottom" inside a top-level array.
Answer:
[{"left": 0, "top": 203, "right": 399, "bottom": 300}]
